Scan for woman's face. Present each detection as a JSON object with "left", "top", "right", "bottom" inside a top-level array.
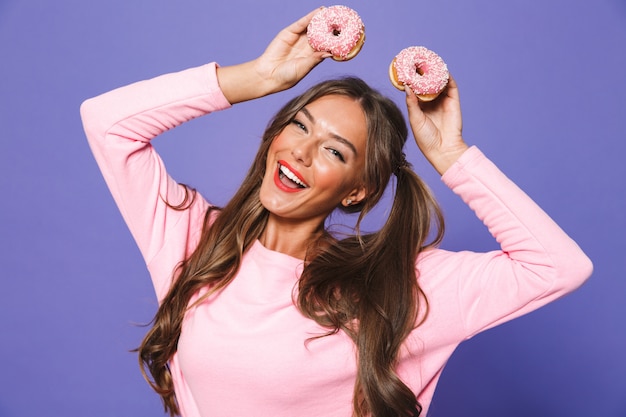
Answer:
[{"left": 259, "top": 94, "right": 368, "bottom": 226}]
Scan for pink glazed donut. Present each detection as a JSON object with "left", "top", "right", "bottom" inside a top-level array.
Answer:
[
  {"left": 389, "top": 46, "right": 449, "bottom": 101},
  {"left": 307, "top": 6, "right": 365, "bottom": 61}
]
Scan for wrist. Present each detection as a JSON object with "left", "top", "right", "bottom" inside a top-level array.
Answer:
[
  {"left": 426, "top": 143, "right": 469, "bottom": 175},
  {"left": 216, "top": 60, "right": 275, "bottom": 104}
]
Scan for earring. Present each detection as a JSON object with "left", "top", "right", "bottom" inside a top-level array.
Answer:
[{"left": 346, "top": 199, "right": 352, "bottom": 206}]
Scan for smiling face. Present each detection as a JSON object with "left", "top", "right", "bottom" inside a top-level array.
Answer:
[{"left": 259, "top": 94, "right": 368, "bottom": 228}]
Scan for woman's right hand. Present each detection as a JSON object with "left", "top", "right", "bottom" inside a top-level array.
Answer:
[{"left": 217, "top": 8, "right": 328, "bottom": 104}]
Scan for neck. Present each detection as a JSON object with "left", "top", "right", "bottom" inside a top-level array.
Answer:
[{"left": 259, "top": 214, "right": 324, "bottom": 259}]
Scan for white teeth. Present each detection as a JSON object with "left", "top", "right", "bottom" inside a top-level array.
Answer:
[{"left": 279, "top": 164, "right": 307, "bottom": 187}]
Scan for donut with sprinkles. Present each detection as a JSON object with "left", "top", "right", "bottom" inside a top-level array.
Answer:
[
  {"left": 307, "top": 6, "right": 365, "bottom": 61},
  {"left": 389, "top": 46, "right": 449, "bottom": 101}
]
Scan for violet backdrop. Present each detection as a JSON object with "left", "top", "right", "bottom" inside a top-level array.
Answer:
[{"left": 1, "top": 0, "right": 625, "bottom": 416}]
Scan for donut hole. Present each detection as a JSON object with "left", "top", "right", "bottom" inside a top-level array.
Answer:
[
  {"left": 414, "top": 65, "right": 425, "bottom": 76},
  {"left": 331, "top": 25, "right": 342, "bottom": 36}
]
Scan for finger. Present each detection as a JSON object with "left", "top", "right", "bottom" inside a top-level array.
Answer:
[
  {"left": 311, "top": 50, "right": 332, "bottom": 61},
  {"left": 296, "top": 51, "right": 332, "bottom": 65},
  {"left": 443, "top": 74, "right": 460, "bottom": 101},
  {"left": 295, "top": 50, "right": 330, "bottom": 76},
  {"left": 404, "top": 87, "right": 423, "bottom": 120}
]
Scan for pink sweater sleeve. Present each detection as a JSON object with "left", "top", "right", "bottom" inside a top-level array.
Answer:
[
  {"left": 431, "top": 146, "right": 593, "bottom": 337},
  {"left": 80, "top": 63, "right": 231, "bottom": 299}
]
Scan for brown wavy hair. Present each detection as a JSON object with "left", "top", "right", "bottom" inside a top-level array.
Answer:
[{"left": 137, "top": 77, "right": 444, "bottom": 417}]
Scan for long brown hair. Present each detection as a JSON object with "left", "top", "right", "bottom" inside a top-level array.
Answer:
[{"left": 137, "top": 77, "right": 444, "bottom": 417}]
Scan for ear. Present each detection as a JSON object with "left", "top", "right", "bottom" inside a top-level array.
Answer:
[{"left": 342, "top": 184, "right": 368, "bottom": 207}]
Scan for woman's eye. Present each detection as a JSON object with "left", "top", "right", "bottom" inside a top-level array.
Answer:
[
  {"left": 291, "top": 119, "right": 307, "bottom": 132},
  {"left": 327, "top": 148, "right": 345, "bottom": 162}
]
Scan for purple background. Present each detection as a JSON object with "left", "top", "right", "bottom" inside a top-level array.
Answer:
[{"left": 1, "top": 1, "right": 625, "bottom": 416}]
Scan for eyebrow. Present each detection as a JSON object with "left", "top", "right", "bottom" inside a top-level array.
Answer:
[{"left": 300, "top": 107, "right": 359, "bottom": 156}]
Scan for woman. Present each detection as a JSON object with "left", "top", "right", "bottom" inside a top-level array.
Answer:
[{"left": 81, "top": 8, "right": 592, "bottom": 417}]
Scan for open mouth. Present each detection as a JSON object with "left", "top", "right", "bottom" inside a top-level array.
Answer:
[{"left": 278, "top": 162, "right": 308, "bottom": 189}]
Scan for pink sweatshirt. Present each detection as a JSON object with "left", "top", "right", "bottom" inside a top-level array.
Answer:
[{"left": 81, "top": 62, "right": 593, "bottom": 417}]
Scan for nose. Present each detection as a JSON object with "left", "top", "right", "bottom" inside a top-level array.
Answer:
[{"left": 291, "top": 139, "right": 313, "bottom": 167}]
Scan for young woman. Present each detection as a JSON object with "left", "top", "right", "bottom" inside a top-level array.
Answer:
[{"left": 81, "top": 8, "right": 592, "bottom": 417}]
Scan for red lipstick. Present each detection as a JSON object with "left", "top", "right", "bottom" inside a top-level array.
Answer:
[{"left": 274, "top": 160, "right": 308, "bottom": 193}]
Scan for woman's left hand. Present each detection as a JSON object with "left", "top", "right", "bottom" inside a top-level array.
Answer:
[{"left": 405, "top": 75, "right": 468, "bottom": 175}]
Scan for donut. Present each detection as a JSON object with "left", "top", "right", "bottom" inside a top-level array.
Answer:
[
  {"left": 389, "top": 46, "right": 449, "bottom": 101},
  {"left": 307, "top": 6, "right": 365, "bottom": 61}
]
